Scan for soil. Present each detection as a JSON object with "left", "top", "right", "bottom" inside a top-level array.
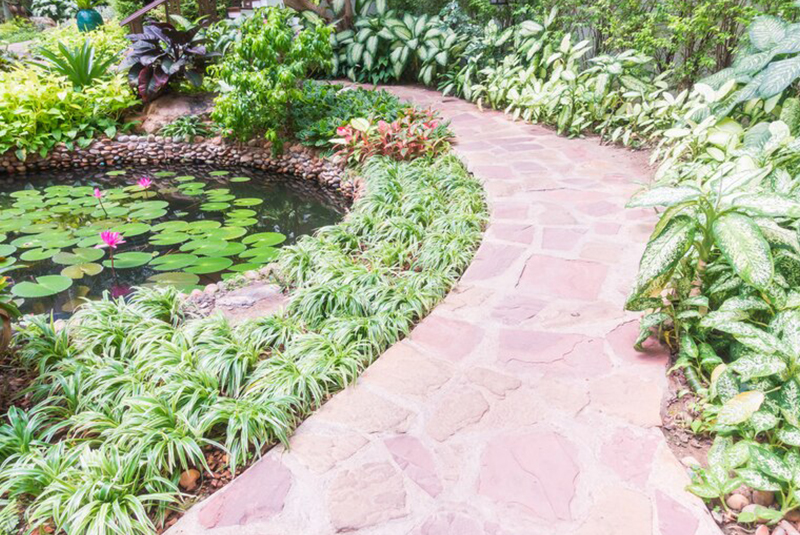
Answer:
[{"left": 0, "top": 349, "right": 34, "bottom": 415}]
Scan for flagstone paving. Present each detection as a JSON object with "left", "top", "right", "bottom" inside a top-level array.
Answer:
[{"left": 167, "top": 86, "right": 722, "bottom": 535}]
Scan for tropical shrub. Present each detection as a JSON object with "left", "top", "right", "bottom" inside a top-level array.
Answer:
[
  {"left": 0, "top": 66, "right": 136, "bottom": 160},
  {"left": 210, "top": 7, "right": 332, "bottom": 150},
  {"left": 0, "top": 152, "right": 485, "bottom": 533},
  {"left": 31, "top": 0, "right": 77, "bottom": 22},
  {"left": 291, "top": 81, "right": 405, "bottom": 148},
  {"left": 32, "top": 39, "right": 118, "bottom": 90},
  {"left": 333, "top": 0, "right": 458, "bottom": 85},
  {"left": 332, "top": 109, "right": 452, "bottom": 165},
  {"left": 123, "top": 22, "right": 218, "bottom": 102}
]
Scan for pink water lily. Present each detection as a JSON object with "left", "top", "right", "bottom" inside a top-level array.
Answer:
[
  {"left": 93, "top": 188, "right": 103, "bottom": 199},
  {"left": 137, "top": 177, "right": 153, "bottom": 189},
  {"left": 96, "top": 231, "right": 125, "bottom": 250}
]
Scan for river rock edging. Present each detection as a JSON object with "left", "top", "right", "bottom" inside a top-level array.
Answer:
[{"left": 0, "top": 135, "right": 356, "bottom": 199}]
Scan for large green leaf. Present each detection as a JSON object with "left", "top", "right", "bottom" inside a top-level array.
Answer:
[
  {"left": 758, "top": 55, "right": 800, "bottom": 99},
  {"left": 733, "top": 193, "right": 800, "bottom": 218},
  {"left": 12, "top": 275, "right": 73, "bottom": 298},
  {"left": 712, "top": 213, "right": 773, "bottom": 290},
  {"left": 749, "top": 16, "right": 787, "bottom": 51},
  {"left": 626, "top": 186, "right": 700, "bottom": 208},
  {"left": 729, "top": 352, "right": 786, "bottom": 381},
  {"left": 717, "top": 390, "right": 764, "bottom": 425},
  {"left": 749, "top": 445, "right": 793, "bottom": 482},
  {"left": 626, "top": 215, "right": 696, "bottom": 310}
]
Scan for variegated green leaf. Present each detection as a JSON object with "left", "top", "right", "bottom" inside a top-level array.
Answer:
[
  {"left": 733, "top": 193, "right": 800, "bottom": 218},
  {"left": 729, "top": 352, "right": 786, "bottom": 381},
  {"left": 717, "top": 390, "right": 765, "bottom": 425},
  {"left": 626, "top": 186, "right": 701, "bottom": 208},
  {"left": 749, "top": 16, "right": 787, "bottom": 51},
  {"left": 737, "top": 468, "right": 782, "bottom": 491},
  {"left": 726, "top": 440, "right": 750, "bottom": 469},
  {"left": 749, "top": 445, "right": 792, "bottom": 482},
  {"left": 758, "top": 55, "right": 800, "bottom": 99},
  {"left": 712, "top": 213, "right": 773, "bottom": 290},
  {"left": 777, "top": 425, "right": 800, "bottom": 447},
  {"left": 750, "top": 410, "right": 779, "bottom": 434},
  {"left": 626, "top": 215, "right": 696, "bottom": 310},
  {"left": 701, "top": 321, "right": 781, "bottom": 354}
]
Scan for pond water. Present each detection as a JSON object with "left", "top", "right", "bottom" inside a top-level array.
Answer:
[{"left": 0, "top": 165, "right": 346, "bottom": 315}]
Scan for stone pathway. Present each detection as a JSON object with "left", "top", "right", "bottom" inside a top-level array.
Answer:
[{"left": 168, "top": 86, "right": 722, "bottom": 535}]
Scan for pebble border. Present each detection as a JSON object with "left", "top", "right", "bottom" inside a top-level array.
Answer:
[{"left": 0, "top": 135, "right": 356, "bottom": 199}]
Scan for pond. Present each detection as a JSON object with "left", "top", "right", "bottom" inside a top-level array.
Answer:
[{"left": 0, "top": 165, "right": 346, "bottom": 315}]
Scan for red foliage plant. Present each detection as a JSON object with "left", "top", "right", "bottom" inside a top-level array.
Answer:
[{"left": 332, "top": 108, "right": 452, "bottom": 165}]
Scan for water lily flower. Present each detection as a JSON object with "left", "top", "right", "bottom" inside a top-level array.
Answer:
[
  {"left": 96, "top": 231, "right": 125, "bottom": 250},
  {"left": 137, "top": 177, "right": 153, "bottom": 189},
  {"left": 93, "top": 188, "right": 103, "bottom": 199}
]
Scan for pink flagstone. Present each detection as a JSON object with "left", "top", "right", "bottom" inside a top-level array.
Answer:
[
  {"left": 478, "top": 431, "right": 579, "bottom": 522},
  {"left": 384, "top": 435, "right": 443, "bottom": 497},
  {"left": 410, "top": 315, "right": 484, "bottom": 361},
  {"left": 198, "top": 458, "right": 291, "bottom": 528},
  {"left": 518, "top": 255, "right": 608, "bottom": 300}
]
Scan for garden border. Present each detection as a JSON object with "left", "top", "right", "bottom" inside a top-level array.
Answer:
[{"left": 0, "top": 135, "right": 356, "bottom": 199}]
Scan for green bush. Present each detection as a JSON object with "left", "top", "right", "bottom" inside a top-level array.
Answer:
[
  {"left": 0, "top": 65, "right": 136, "bottom": 161},
  {"left": 211, "top": 7, "right": 332, "bottom": 150},
  {"left": 291, "top": 81, "right": 405, "bottom": 148}
]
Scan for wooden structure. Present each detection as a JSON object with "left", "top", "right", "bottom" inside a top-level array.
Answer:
[{"left": 120, "top": 0, "right": 217, "bottom": 33}]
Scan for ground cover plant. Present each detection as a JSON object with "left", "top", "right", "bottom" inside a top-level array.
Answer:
[{"left": 0, "top": 154, "right": 485, "bottom": 533}]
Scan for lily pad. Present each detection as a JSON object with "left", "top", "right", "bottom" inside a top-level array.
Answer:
[
  {"left": 150, "top": 232, "right": 191, "bottom": 246},
  {"left": 228, "top": 262, "right": 260, "bottom": 272},
  {"left": 147, "top": 272, "right": 201, "bottom": 289},
  {"left": 104, "top": 252, "right": 153, "bottom": 269},
  {"left": 61, "top": 263, "right": 103, "bottom": 279},
  {"left": 243, "top": 232, "right": 287, "bottom": 246},
  {"left": 0, "top": 245, "right": 17, "bottom": 257},
  {"left": 234, "top": 198, "right": 264, "bottom": 207},
  {"left": 20, "top": 248, "right": 59, "bottom": 261},
  {"left": 185, "top": 256, "right": 233, "bottom": 274},
  {"left": 12, "top": 275, "right": 72, "bottom": 298},
  {"left": 215, "top": 242, "right": 247, "bottom": 257},
  {"left": 106, "top": 170, "right": 128, "bottom": 176},
  {"left": 149, "top": 253, "right": 199, "bottom": 271},
  {"left": 112, "top": 223, "right": 151, "bottom": 237},
  {"left": 129, "top": 208, "right": 167, "bottom": 220},
  {"left": 209, "top": 170, "right": 230, "bottom": 176},
  {"left": 53, "top": 248, "right": 105, "bottom": 265},
  {"left": 200, "top": 202, "right": 230, "bottom": 212},
  {"left": 226, "top": 218, "right": 258, "bottom": 227},
  {"left": 241, "top": 246, "right": 279, "bottom": 260},
  {"left": 180, "top": 239, "right": 228, "bottom": 256},
  {"left": 229, "top": 176, "right": 251, "bottom": 183}
]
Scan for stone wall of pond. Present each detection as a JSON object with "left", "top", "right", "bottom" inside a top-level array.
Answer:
[{"left": 0, "top": 135, "right": 357, "bottom": 199}]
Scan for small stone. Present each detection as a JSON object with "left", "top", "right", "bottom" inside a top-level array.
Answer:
[
  {"left": 205, "top": 283, "right": 219, "bottom": 295},
  {"left": 190, "top": 289, "right": 203, "bottom": 299},
  {"left": 680, "top": 456, "right": 701, "bottom": 469},
  {"left": 779, "top": 520, "right": 800, "bottom": 535},
  {"left": 726, "top": 493, "right": 750, "bottom": 511},
  {"left": 773, "top": 527, "right": 787, "bottom": 535},
  {"left": 754, "top": 526, "right": 770, "bottom": 535},
  {"left": 754, "top": 490, "right": 775, "bottom": 506},
  {"left": 179, "top": 469, "right": 201, "bottom": 491},
  {"left": 786, "top": 510, "right": 800, "bottom": 523}
]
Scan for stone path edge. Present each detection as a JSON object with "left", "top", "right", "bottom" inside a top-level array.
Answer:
[{"left": 166, "top": 85, "right": 723, "bottom": 535}]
